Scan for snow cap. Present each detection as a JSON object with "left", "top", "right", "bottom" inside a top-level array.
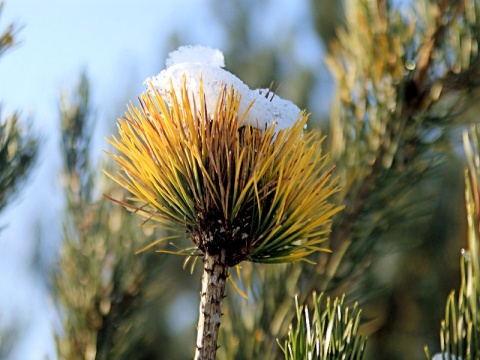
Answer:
[{"left": 144, "top": 45, "right": 302, "bottom": 131}]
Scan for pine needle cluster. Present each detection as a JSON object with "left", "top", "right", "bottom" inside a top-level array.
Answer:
[
  {"left": 106, "top": 79, "right": 341, "bottom": 266},
  {"left": 106, "top": 67, "right": 342, "bottom": 357},
  {"left": 0, "top": 1, "right": 37, "bottom": 216},
  {"left": 425, "top": 127, "right": 480, "bottom": 359},
  {"left": 279, "top": 292, "right": 366, "bottom": 360}
]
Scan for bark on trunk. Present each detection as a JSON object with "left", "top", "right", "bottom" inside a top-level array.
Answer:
[{"left": 194, "top": 249, "right": 229, "bottom": 360}]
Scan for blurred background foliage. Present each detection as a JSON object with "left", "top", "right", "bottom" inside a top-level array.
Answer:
[
  {"left": 423, "top": 126, "right": 480, "bottom": 360},
  {"left": 0, "top": 1, "right": 37, "bottom": 217},
  {"left": 0, "top": 2, "right": 38, "bottom": 358},
  {"left": 2, "top": 0, "right": 480, "bottom": 359}
]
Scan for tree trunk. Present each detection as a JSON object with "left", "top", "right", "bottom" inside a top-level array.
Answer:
[{"left": 194, "top": 249, "right": 229, "bottom": 360}]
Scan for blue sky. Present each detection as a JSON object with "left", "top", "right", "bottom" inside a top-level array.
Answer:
[
  {"left": 0, "top": 1, "right": 321, "bottom": 358},
  {"left": 0, "top": 0, "right": 225, "bottom": 118}
]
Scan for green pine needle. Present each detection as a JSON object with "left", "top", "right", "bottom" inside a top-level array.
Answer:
[
  {"left": 425, "top": 126, "right": 480, "bottom": 359},
  {"left": 278, "top": 291, "right": 366, "bottom": 360}
]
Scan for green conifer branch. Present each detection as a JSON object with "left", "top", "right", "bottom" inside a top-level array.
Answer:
[
  {"left": 278, "top": 292, "right": 366, "bottom": 360},
  {"left": 219, "top": 1, "right": 480, "bottom": 358},
  {"left": 0, "top": 2, "right": 38, "bottom": 355},
  {"left": 425, "top": 126, "right": 480, "bottom": 359},
  {"left": 0, "top": 1, "right": 38, "bottom": 216},
  {"left": 0, "top": 113, "right": 38, "bottom": 214},
  {"left": 53, "top": 73, "right": 179, "bottom": 359},
  {"left": 322, "top": 0, "right": 480, "bottom": 293}
]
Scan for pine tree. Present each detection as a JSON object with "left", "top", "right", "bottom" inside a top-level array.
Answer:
[
  {"left": 0, "top": 3, "right": 38, "bottom": 357},
  {"left": 0, "top": 1, "right": 38, "bottom": 216},
  {"left": 3, "top": 0, "right": 480, "bottom": 358}
]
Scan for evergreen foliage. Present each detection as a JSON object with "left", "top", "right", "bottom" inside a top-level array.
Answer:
[
  {"left": 105, "top": 52, "right": 342, "bottom": 359},
  {"left": 0, "top": 1, "right": 38, "bottom": 216},
  {"left": 218, "top": 0, "right": 480, "bottom": 358},
  {"left": 424, "top": 126, "right": 480, "bottom": 359},
  {"left": 0, "top": 2, "right": 38, "bottom": 357},
  {"left": 0, "top": 113, "right": 37, "bottom": 214},
  {"left": 279, "top": 292, "right": 366, "bottom": 360},
  {"left": 53, "top": 73, "right": 190, "bottom": 359},
  {"left": 3, "top": 0, "right": 480, "bottom": 358}
]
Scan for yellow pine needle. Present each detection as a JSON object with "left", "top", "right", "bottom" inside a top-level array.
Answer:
[
  {"left": 135, "top": 234, "right": 185, "bottom": 254},
  {"left": 228, "top": 273, "right": 248, "bottom": 299}
]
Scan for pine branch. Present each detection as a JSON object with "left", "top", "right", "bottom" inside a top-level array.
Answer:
[
  {"left": 278, "top": 292, "right": 366, "bottom": 360},
  {"left": 425, "top": 126, "right": 480, "bottom": 359},
  {"left": 105, "top": 46, "right": 342, "bottom": 359},
  {"left": 0, "top": 2, "right": 38, "bottom": 216},
  {"left": 0, "top": 1, "right": 21, "bottom": 59},
  {"left": 219, "top": 1, "right": 480, "bottom": 357},
  {"left": 0, "top": 3, "right": 38, "bottom": 355},
  {"left": 53, "top": 73, "right": 177, "bottom": 359},
  {"left": 0, "top": 113, "right": 38, "bottom": 214},
  {"left": 319, "top": 0, "right": 480, "bottom": 295}
]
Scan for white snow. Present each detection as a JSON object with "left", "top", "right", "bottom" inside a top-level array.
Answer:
[
  {"left": 144, "top": 45, "right": 301, "bottom": 131},
  {"left": 432, "top": 354, "right": 461, "bottom": 360}
]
